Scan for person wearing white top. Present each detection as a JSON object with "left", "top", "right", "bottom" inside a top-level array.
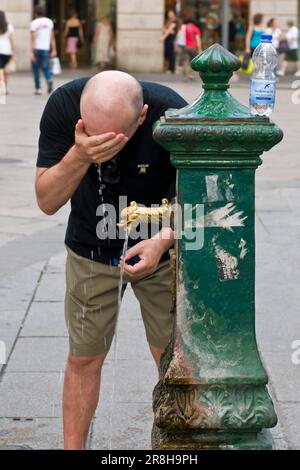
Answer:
[
  {"left": 265, "top": 18, "right": 282, "bottom": 50},
  {"left": 278, "top": 20, "right": 300, "bottom": 77},
  {"left": 30, "top": 5, "right": 57, "bottom": 95},
  {"left": 0, "top": 10, "right": 14, "bottom": 99}
]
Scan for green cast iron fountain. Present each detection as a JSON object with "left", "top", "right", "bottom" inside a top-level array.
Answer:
[
  {"left": 149, "top": 43, "right": 283, "bottom": 450},
  {"left": 118, "top": 43, "right": 283, "bottom": 450}
]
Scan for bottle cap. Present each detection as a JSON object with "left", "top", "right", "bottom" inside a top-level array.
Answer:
[{"left": 261, "top": 34, "right": 273, "bottom": 42}]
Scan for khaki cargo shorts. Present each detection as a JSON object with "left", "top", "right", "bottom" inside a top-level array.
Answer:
[{"left": 65, "top": 246, "right": 173, "bottom": 357}]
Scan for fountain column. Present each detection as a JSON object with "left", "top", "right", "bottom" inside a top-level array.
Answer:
[{"left": 152, "top": 44, "right": 283, "bottom": 450}]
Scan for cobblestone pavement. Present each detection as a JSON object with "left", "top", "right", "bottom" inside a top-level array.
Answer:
[{"left": 0, "top": 70, "right": 299, "bottom": 450}]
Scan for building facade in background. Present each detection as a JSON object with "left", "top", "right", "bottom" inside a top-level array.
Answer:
[{"left": 0, "top": 0, "right": 298, "bottom": 72}]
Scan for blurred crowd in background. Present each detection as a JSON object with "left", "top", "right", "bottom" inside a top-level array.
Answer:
[
  {"left": 0, "top": 1, "right": 299, "bottom": 99},
  {"left": 161, "top": 10, "right": 300, "bottom": 78}
]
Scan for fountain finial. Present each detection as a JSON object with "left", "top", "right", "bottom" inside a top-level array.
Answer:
[{"left": 191, "top": 43, "right": 241, "bottom": 90}]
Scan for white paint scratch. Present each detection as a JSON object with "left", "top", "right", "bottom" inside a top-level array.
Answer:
[
  {"left": 185, "top": 203, "right": 247, "bottom": 232},
  {"left": 214, "top": 245, "right": 240, "bottom": 281},
  {"left": 239, "top": 238, "right": 248, "bottom": 259}
]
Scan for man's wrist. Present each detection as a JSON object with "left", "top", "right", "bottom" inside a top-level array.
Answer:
[
  {"left": 152, "top": 228, "right": 175, "bottom": 254},
  {"left": 63, "top": 145, "right": 91, "bottom": 171}
]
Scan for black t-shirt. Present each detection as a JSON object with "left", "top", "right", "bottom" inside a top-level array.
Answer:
[{"left": 37, "top": 78, "right": 187, "bottom": 265}]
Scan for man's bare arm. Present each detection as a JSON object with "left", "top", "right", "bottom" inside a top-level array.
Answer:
[
  {"left": 35, "top": 147, "right": 90, "bottom": 215},
  {"left": 35, "top": 120, "right": 128, "bottom": 215}
]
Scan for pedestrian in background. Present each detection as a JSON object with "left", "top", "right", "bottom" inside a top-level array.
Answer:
[
  {"left": 161, "top": 10, "right": 177, "bottom": 74},
  {"left": 278, "top": 20, "right": 300, "bottom": 77},
  {"left": 265, "top": 18, "right": 282, "bottom": 52},
  {"left": 93, "top": 16, "right": 114, "bottom": 70},
  {"left": 0, "top": 10, "right": 14, "bottom": 99},
  {"left": 232, "top": 13, "right": 246, "bottom": 53},
  {"left": 64, "top": 8, "right": 84, "bottom": 70},
  {"left": 176, "top": 17, "right": 202, "bottom": 81},
  {"left": 245, "top": 13, "right": 264, "bottom": 56},
  {"left": 30, "top": 5, "right": 57, "bottom": 96}
]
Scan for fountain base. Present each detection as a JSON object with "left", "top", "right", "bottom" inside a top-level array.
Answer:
[{"left": 152, "top": 425, "right": 273, "bottom": 450}]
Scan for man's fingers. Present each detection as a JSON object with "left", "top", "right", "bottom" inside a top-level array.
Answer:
[
  {"left": 92, "top": 135, "right": 128, "bottom": 154},
  {"left": 75, "top": 124, "right": 128, "bottom": 164},
  {"left": 75, "top": 119, "right": 86, "bottom": 136},
  {"left": 123, "top": 259, "right": 148, "bottom": 277},
  {"left": 93, "top": 153, "right": 119, "bottom": 164},
  {"left": 89, "top": 132, "right": 118, "bottom": 147},
  {"left": 104, "top": 135, "right": 128, "bottom": 151},
  {"left": 123, "top": 244, "right": 141, "bottom": 261},
  {"left": 91, "top": 139, "right": 129, "bottom": 164}
]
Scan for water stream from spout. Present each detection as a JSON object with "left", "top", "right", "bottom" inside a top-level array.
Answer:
[
  {"left": 108, "top": 231, "right": 129, "bottom": 449},
  {"left": 97, "top": 164, "right": 105, "bottom": 199},
  {"left": 96, "top": 163, "right": 132, "bottom": 447},
  {"left": 114, "top": 232, "right": 129, "bottom": 356},
  {"left": 97, "top": 164, "right": 107, "bottom": 219}
]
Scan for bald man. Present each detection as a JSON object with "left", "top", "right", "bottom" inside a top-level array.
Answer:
[{"left": 35, "top": 71, "right": 187, "bottom": 450}]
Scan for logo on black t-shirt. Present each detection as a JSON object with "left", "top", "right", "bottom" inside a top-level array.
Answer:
[{"left": 138, "top": 164, "right": 150, "bottom": 175}]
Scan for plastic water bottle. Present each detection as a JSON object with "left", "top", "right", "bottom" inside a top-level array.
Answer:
[{"left": 250, "top": 35, "right": 279, "bottom": 117}]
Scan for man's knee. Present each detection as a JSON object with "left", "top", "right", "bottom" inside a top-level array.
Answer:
[{"left": 67, "top": 352, "right": 107, "bottom": 373}]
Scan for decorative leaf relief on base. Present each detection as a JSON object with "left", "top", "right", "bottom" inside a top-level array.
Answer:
[{"left": 153, "top": 383, "right": 277, "bottom": 430}]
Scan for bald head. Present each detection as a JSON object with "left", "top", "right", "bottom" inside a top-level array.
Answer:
[{"left": 80, "top": 71, "right": 145, "bottom": 136}]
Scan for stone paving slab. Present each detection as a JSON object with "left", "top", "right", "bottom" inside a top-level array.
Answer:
[
  {"left": 256, "top": 224, "right": 299, "bottom": 245},
  {"left": 0, "top": 216, "right": 58, "bottom": 236},
  {"left": 47, "top": 252, "right": 67, "bottom": 274},
  {"left": 118, "top": 286, "right": 143, "bottom": 321},
  {"left": 20, "top": 302, "right": 67, "bottom": 338},
  {"left": 0, "top": 418, "right": 64, "bottom": 450},
  {"left": 0, "top": 225, "right": 66, "bottom": 278},
  {"left": 0, "top": 261, "right": 45, "bottom": 310},
  {"left": 0, "top": 233, "right": 20, "bottom": 249},
  {"left": 93, "top": 402, "right": 153, "bottom": 451},
  {"left": 261, "top": 352, "right": 300, "bottom": 403},
  {"left": 34, "top": 273, "right": 66, "bottom": 303},
  {"left": 0, "top": 373, "right": 63, "bottom": 418},
  {"left": 112, "top": 360, "right": 157, "bottom": 404},
  {"left": 0, "top": 329, "right": 19, "bottom": 375},
  {"left": 6, "top": 338, "right": 68, "bottom": 373},
  {"left": 279, "top": 404, "right": 300, "bottom": 450},
  {"left": 256, "top": 191, "right": 292, "bottom": 212},
  {"left": 116, "top": 321, "right": 151, "bottom": 360},
  {"left": 0, "top": 261, "right": 46, "bottom": 371},
  {"left": 1, "top": 309, "right": 29, "bottom": 331}
]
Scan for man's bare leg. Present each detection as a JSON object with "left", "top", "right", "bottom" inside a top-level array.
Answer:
[
  {"left": 150, "top": 345, "right": 165, "bottom": 371},
  {"left": 63, "top": 352, "right": 107, "bottom": 450}
]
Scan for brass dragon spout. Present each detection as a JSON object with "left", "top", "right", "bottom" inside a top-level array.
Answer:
[{"left": 118, "top": 198, "right": 172, "bottom": 232}]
